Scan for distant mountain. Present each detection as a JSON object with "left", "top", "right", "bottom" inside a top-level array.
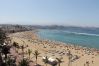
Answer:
[{"left": 29, "top": 25, "right": 99, "bottom": 34}]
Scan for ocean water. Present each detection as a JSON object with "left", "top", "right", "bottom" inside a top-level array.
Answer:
[{"left": 37, "top": 29, "right": 99, "bottom": 49}]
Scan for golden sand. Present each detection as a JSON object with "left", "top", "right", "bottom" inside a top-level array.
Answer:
[{"left": 9, "top": 31, "right": 99, "bottom": 66}]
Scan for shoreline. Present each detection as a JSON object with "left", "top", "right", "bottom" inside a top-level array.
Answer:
[
  {"left": 9, "top": 31, "right": 99, "bottom": 53},
  {"left": 37, "top": 29, "right": 99, "bottom": 49},
  {"left": 9, "top": 31, "right": 99, "bottom": 66},
  {"left": 36, "top": 30, "right": 99, "bottom": 51}
]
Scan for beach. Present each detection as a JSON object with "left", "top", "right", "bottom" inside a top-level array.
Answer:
[{"left": 9, "top": 31, "right": 99, "bottom": 66}]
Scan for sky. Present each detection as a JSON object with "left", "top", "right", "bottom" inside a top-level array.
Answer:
[{"left": 0, "top": 0, "right": 99, "bottom": 27}]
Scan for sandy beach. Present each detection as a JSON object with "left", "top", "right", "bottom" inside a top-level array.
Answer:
[{"left": 8, "top": 31, "right": 99, "bottom": 66}]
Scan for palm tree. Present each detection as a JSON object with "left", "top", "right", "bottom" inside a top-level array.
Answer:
[
  {"left": 1, "top": 45, "right": 11, "bottom": 66},
  {"left": 67, "top": 50, "right": 72, "bottom": 66},
  {"left": 0, "top": 53, "right": 3, "bottom": 66},
  {"left": 21, "top": 45, "right": 25, "bottom": 58},
  {"left": 19, "top": 58, "right": 29, "bottom": 66},
  {"left": 43, "top": 56, "right": 49, "bottom": 66},
  {"left": 27, "top": 49, "right": 32, "bottom": 60},
  {"left": 56, "top": 57, "right": 63, "bottom": 66},
  {"left": 33, "top": 50, "right": 40, "bottom": 64},
  {"left": 7, "top": 56, "right": 16, "bottom": 66},
  {"left": 0, "top": 29, "right": 6, "bottom": 45},
  {"left": 13, "top": 42, "right": 19, "bottom": 52},
  {"left": 0, "top": 29, "right": 6, "bottom": 66},
  {"left": 0, "top": 29, "right": 7, "bottom": 54},
  {"left": 2, "top": 45, "right": 10, "bottom": 59}
]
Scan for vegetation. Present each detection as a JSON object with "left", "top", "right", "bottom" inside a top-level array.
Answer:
[
  {"left": 27, "top": 49, "right": 32, "bottom": 60},
  {"left": 0, "top": 28, "right": 92, "bottom": 66},
  {"left": 0, "top": 28, "right": 6, "bottom": 45},
  {"left": 42, "top": 56, "right": 49, "bottom": 66},
  {"left": 13, "top": 42, "right": 19, "bottom": 52},
  {"left": 0, "top": 29, "right": 11, "bottom": 66},
  {"left": 33, "top": 50, "right": 40, "bottom": 65},
  {"left": 6, "top": 56, "right": 16, "bottom": 66},
  {"left": 56, "top": 57, "right": 63, "bottom": 66},
  {"left": 67, "top": 50, "right": 73, "bottom": 66},
  {"left": 19, "top": 58, "right": 29, "bottom": 66}
]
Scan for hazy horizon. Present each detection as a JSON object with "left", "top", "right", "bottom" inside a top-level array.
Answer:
[{"left": 0, "top": 0, "right": 99, "bottom": 27}]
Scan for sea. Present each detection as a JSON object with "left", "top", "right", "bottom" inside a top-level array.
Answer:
[{"left": 37, "top": 28, "right": 99, "bottom": 49}]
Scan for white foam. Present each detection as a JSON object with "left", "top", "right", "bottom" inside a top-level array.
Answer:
[{"left": 62, "top": 30, "right": 99, "bottom": 36}]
